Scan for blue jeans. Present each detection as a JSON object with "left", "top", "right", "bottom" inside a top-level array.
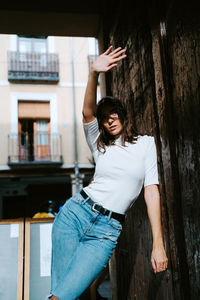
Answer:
[{"left": 49, "top": 192, "right": 123, "bottom": 300}]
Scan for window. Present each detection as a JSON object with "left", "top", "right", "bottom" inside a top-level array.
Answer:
[
  {"left": 18, "top": 101, "right": 50, "bottom": 161},
  {"left": 18, "top": 36, "right": 48, "bottom": 66},
  {"left": 88, "top": 38, "right": 99, "bottom": 82},
  {"left": 18, "top": 36, "right": 47, "bottom": 53},
  {"left": 36, "top": 120, "right": 49, "bottom": 146}
]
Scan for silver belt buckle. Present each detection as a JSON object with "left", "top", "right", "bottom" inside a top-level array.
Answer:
[{"left": 91, "top": 202, "right": 99, "bottom": 213}]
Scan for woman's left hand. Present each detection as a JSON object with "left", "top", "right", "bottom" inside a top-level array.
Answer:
[{"left": 151, "top": 245, "right": 168, "bottom": 273}]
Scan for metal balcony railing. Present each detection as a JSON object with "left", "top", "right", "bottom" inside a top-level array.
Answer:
[
  {"left": 8, "top": 132, "right": 63, "bottom": 165},
  {"left": 8, "top": 51, "right": 59, "bottom": 82},
  {"left": 87, "top": 55, "right": 99, "bottom": 84}
]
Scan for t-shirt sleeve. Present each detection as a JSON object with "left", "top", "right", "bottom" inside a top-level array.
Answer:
[
  {"left": 83, "top": 118, "right": 100, "bottom": 153},
  {"left": 144, "top": 136, "right": 159, "bottom": 187}
]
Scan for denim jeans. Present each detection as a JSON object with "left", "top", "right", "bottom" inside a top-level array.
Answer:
[{"left": 49, "top": 192, "right": 123, "bottom": 300}]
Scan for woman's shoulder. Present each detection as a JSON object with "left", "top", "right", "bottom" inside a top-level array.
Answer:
[
  {"left": 83, "top": 117, "right": 98, "bottom": 127},
  {"left": 136, "top": 134, "right": 156, "bottom": 149},
  {"left": 137, "top": 134, "right": 155, "bottom": 141}
]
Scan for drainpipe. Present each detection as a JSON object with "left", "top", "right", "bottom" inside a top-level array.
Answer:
[{"left": 70, "top": 37, "right": 83, "bottom": 195}]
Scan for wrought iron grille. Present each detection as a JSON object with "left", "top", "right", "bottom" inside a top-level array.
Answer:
[
  {"left": 8, "top": 51, "right": 59, "bottom": 82},
  {"left": 8, "top": 132, "right": 63, "bottom": 164},
  {"left": 87, "top": 54, "right": 98, "bottom": 73}
]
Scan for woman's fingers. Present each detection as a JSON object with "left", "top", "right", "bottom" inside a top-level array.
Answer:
[
  {"left": 106, "top": 63, "right": 118, "bottom": 71},
  {"left": 109, "top": 46, "right": 122, "bottom": 56},
  {"left": 103, "top": 46, "right": 126, "bottom": 58},
  {"left": 112, "top": 54, "right": 127, "bottom": 63},
  {"left": 92, "top": 46, "right": 126, "bottom": 73},
  {"left": 151, "top": 247, "right": 168, "bottom": 273},
  {"left": 110, "top": 48, "right": 126, "bottom": 58},
  {"left": 103, "top": 46, "right": 113, "bottom": 55},
  {"left": 105, "top": 55, "right": 126, "bottom": 68},
  {"left": 157, "top": 259, "right": 168, "bottom": 272},
  {"left": 105, "top": 54, "right": 126, "bottom": 71},
  {"left": 151, "top": 257, "right": 157, "bottom": 273}
]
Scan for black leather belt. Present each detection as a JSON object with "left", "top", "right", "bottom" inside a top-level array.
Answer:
[{"left": 80, "top": 189, "right": 125, "bottom": 224}]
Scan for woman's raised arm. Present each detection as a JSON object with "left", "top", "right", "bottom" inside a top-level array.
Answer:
[{"left": 82, "top": 46, "right": 127, "bottom": 123}]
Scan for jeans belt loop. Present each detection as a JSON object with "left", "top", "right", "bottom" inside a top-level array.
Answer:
[
  {"left": 82, "top": 196, "right": 90, "bottom": 204},
  {"left": 107, "top": 210, "right": 113, "bottom": 220}
]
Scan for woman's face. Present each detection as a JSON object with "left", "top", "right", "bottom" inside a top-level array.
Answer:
[{"left": 102, "top": 112, "right": 123, "bottom": 136}]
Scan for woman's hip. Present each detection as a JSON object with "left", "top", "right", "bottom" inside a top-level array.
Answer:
[{"left": 52, "top": 191, "right": 123, "bottom": 246}]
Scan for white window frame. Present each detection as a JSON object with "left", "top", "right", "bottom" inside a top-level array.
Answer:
[{"left": 10, "top": 92, "right": 58, "bottom": 135}]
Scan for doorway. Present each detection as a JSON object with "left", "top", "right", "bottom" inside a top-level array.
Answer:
[{"left": 19, "top": 119, "right": 34, "bottom": 161}]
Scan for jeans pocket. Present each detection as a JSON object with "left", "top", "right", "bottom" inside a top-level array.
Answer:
[
  {"left": 71, "top": 192, "right": 83, "bottom": 203},
  {"left": 108, "top": 218, "right": 123, "bottom": 231}
]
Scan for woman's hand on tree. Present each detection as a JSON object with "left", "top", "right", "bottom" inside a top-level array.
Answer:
[
  {"left": 151, "top": 245, "right": 168, "bottom": 273},
  {"left": 91, "top": 46, "right": 127, "bottom": 74}
]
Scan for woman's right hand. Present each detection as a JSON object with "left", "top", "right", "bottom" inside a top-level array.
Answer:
[{"left": 91, "top": 46, "right": 127, "bottom": 74}]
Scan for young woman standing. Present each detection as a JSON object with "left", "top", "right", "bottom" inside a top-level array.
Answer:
[{"left": 48, "top": 46, "right": 168, "bottom": 300}]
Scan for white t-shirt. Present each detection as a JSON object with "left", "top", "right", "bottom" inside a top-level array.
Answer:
[{"left": 83, "top": 118, "right": 159, "bottom": 214}]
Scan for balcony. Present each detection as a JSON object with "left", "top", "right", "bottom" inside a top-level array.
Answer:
[
  {"left": 8, "top": 51, "right": 59, "bottom": 83},
  {"left": 8, "top": 132, "right": 63, "bottom": 166},
  {"left": 87, "top": 55, "right": 99, "bottom": 84},
  {"left": 87, "top": 54, "right": 98, "bottom": 72}
]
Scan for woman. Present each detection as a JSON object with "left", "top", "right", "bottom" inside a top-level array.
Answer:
[{"left": 48, "top": 46, "right": 168, "bottom": 300}]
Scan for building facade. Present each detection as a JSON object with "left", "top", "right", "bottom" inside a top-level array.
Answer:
[{"left": 0, "top": 34, "right": 100, "bottom": 219}]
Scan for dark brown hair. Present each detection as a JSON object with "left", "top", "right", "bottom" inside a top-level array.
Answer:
[{"left": 96, "top": 96, "right": 138, "bottom": 152}]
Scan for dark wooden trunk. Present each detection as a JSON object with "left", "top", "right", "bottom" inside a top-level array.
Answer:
[{"left": 102, "top": 1, "right": 200, "bottom": 299}]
